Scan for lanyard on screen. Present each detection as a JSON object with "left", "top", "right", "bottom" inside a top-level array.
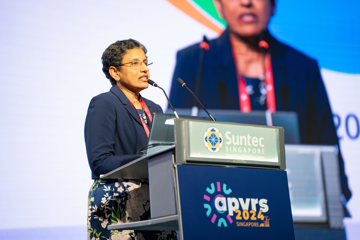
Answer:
[
  {"left": 130, "top": 96, "right": 153, "bottom": 138},
  {"left": 234, "top": 50, "right": 276, "bottom": 112}
]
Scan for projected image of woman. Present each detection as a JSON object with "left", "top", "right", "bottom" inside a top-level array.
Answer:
[
  {"left": 84, "top": 39, "right": 177, "bottom": 240},
  {"left": 168, "top": 0, "right": 351, "bottom": 204}
]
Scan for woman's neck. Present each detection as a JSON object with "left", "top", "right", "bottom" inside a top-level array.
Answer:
[
  {"left": 229, "top": 34, "right": 264, "bottom": 78},
  {"left": 117, "top": 84, "right": 142, "bottom": 109},
  {"left": 230, "top": 33, "right": 262, "bottom": 55}
]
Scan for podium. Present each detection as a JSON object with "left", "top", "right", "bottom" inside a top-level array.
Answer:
[
  {"left": 102, "top": 115, "right": 295, "bottom": 239},
  {"left": 285, "top": 145, "right": 346, "bottom": 240}
]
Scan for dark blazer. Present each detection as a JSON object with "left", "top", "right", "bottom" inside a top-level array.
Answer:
[
  {"left": 85, "top": 85, "right": 163, "bottom": 179},
  {"left": 169, "top": 29, "right": 351, "bottom": 200}
]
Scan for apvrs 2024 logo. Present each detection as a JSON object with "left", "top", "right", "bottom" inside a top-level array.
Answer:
[{"left": 203, "top": 182, "right": 270, "bottom": 228}]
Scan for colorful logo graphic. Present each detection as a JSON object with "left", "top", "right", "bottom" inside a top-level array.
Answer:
[
  {"left": 203, "top": 181, "right": 271, "bottom": 228},
  {"left": 166, "top": 0, "right": 225, "bottom": 34},
  {"left": 203, "top": 181, "right": 233, "bottom": 227},
  {"left": 204, "top": 127, "right": 223, "bottom": 152}
]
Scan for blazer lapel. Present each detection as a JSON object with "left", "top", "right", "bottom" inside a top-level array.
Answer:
[
  {"left": 268, "top": 35, "right": 287, "bottom": 110},
  {"left": 110, "top": 85, "right": 142, "bottom": 125},
  {"left": 211, "top": 30, "right": 242, "bottom": 108}
]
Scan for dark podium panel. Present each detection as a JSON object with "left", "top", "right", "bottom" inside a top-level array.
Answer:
[{"left": 177, "top": 164, "right": 294, "bottom": 239}]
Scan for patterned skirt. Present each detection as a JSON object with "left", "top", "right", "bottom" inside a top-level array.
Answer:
[{"left": 88, "top": 179, "right": 177, "bottom": 240}]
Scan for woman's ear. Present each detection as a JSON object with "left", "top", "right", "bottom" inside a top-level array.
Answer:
[{"left": 109, "top": 66, "right": 120, "bottom": 81}]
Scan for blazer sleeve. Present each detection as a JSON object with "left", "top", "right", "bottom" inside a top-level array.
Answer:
[{"left": 84, "top": 94, "right": 139, "bottom": 178}]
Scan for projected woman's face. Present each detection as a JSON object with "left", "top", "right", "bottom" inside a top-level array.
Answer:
[{"left": 214, "top": 0, "right": 275, "bottom": 38}]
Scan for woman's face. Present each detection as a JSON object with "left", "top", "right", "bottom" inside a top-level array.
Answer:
[
  {"left": 115, "top": 47, "right": 150, "bottom": 94},
  {"left": 214, "top": 0, "right": 275, "bottom": 38}
]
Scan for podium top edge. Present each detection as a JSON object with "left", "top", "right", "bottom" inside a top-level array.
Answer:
[
  {"left": 173, "top": 117, "right": 284, "bottom": 130},
  {"left": 100, "top": 145, "right": 175, "bottom": 180}
]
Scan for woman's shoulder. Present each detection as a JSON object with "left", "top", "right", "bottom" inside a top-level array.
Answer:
[
  {"left": 87, "top": 89, "right": 119, "bottom": 112},
  {"left": 272, "top": 38, "right": 318, "bottom": 66}
]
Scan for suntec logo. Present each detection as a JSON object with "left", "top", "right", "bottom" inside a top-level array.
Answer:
[{"left": 204, "top": 127, "right": 223, "bottom": 152}]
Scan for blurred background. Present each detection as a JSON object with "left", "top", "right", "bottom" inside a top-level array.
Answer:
[{"left": 0, "top": 0, "right": 359, "bottom": 239}]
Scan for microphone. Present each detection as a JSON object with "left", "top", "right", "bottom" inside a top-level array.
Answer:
[
  {"left": 176, "top": 78, "right": 215, "bottom": 121},
  {"left": 148, "top": 79, "right": 179, "bottom": 119},
  {"left": 258, "top": 40, "right": 269, "bottom": 50},
  {"left": 199, "top": 35, "right": 210, "bottom": 50},
  {"left": 194, "top": 35, "right": 210, "bottom": 106}
]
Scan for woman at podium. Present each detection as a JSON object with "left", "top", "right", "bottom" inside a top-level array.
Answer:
[{"left": 84, "top": 39, "right": 176, "bottom": 239}]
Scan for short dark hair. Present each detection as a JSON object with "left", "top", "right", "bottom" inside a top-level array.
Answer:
[{"left": 101, "top": 39, "right": 147, "bottom": 85}]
